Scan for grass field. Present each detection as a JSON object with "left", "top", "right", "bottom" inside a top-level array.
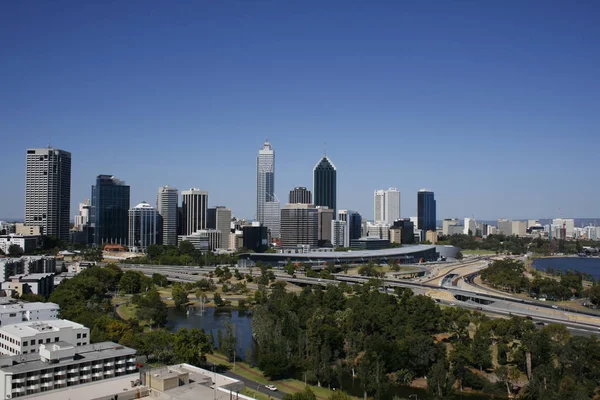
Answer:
[{"left": 462, "top": 249, "right": 497, "bottom": 255}]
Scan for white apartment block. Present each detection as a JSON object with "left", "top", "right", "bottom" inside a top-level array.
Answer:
[
  {"left": 0, "top": 302, "right": 59, "bottom": 327},
  {"left": 178, "top": 229, "right": 221, "bottom": 251},
  {"left": 374, "top": 188, "right": 400, "bottom": 225},
  {"left": 0, "top": 257, "right": 56, "bottom": 282},
  {"left": 487, "top": 225, "right": 498, "bottom": 236},
  {"left": 0, "top": 341, "right": 137, "bottom": 399},
  {"left": 0, "top": 235, "right": 41, "bottom": 255},
  {"left": 0, "top": 320, "right": 88, "bottom": 357},
  {"left": 366, "top": 222, "right": 390, "bottom": 240},
  {"left": 331, "top": 220, "right": 347, "bottom": 248},
  {"left": 552, "top": 218, "right": 575, "bottom": 239},
  {"left": 463, "top": 218, "right": 477, "bottom": 235},
  {"left": 442, "top": 219, "right": 459, "bottom": 236},
  {"left": 512, "top": 221, "right": 527, "bottom": 237}
]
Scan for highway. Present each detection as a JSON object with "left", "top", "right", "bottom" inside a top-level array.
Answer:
[{"left": 118, "top": 261, "right": 600, "bottom": 335}]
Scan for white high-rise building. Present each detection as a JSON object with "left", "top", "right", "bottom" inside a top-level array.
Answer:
[
  {"left": 181, "top": 189, "right": 208, "bottom": 236},
  {"left": 263, "top": 201, "right": 281, "bottom": 239},
  {"left": 257, "top": 140, "right": 275, "bottom": 224},
  {"left": 374, "top": 188, "right": 401, "bottom": 224},
  {"left": 157, "top": 186, "right": 179, "bottom": 246},
  {"left": 25, "top": 148, "right": 71, "bottom": 240},
  {"left": 331, "top": 220, "right": 347, "bottom": 248},
  {"left": 74, "top": 200, "right": 91, "bottom": 230},
  {"left": 552, "top": 218, "right": 575, "bottom": 239},
  {"left": 464, "top": 218, "right": 477, "bottom": 235},
  {"left": 128, "top": 202, "right": 160, "bottom": 252}
]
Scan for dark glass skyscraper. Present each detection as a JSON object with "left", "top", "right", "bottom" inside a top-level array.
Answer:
[
  {"left": 313, "top": 155, "right": 336, "bottom": 214},
  {"left": 417, "top": 189, "right": 436, "bottom": 232},
  {"left": 289, "top": 187, "right": 312, "bottom": 204},
  {"left": 92, "top": 175, "right": 130, "bottom": 246}
]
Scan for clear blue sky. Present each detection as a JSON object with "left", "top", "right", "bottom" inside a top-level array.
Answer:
[{"left": 1, "top": 0, "right": 599, "bottom": 221}]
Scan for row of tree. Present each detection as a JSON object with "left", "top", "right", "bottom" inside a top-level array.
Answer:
[{"left": 125, "top": 242, "right": 238, "bottom": 266}]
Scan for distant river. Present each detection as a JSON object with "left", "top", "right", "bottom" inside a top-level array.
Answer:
[{"left": 532, "top": 257, "right": 600, "bottom": 280}]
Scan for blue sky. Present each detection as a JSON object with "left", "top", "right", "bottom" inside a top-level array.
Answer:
[{"left": 1, "top": 0, "right": 599, "bottom": 221}]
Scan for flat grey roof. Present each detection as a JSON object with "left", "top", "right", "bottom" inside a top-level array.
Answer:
[
  {"left": 23, "top": 374, "right": 143, "bottom": 400},
  {"left": 244, "top": 244, "right": 437, "bottom": 260},
  {"left": 0, "top": 342, "right": 136, "bottom": 375}
]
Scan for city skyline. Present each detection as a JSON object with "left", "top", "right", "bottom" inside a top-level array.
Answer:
[{"left": 2, "top": 2, "right": 599, "bottom": 221}]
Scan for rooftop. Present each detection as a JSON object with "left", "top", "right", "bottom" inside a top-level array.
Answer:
[
  {"left": 0, "top": 342, "right": 136, "bottom": 374},
  {"left": 23, "top": 373, "right": 144, "bottom": 400},
  {"left": 0, "top": 319, "right": 85, "bottom": 338},
  {"left": 242, "top": 244, "right": 439, "bottom": 260},
  {"left": 8, "top": 273, "right": 54, "bottom": 281},
  {"left": 0, "top": 302, "right": 59, "bottom": 312}
]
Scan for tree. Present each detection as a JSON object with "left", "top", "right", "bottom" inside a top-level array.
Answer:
[
  {"left": 7, "top": 244, "right": 23, "bottom": 257},
  {"left": 471, "top": 329, "right": 492, "bottom": 371},
  {"left": 174, "top": 328, "right": 212, "bottom": 365},
  {"left": 328, "top": 392, "right": 351, "bottom": 400},
  {"left": 213, "top": 292, "right": 224, "bottom": 307},
  {"left": 119, "top": 270, "right": 143, "bottom": 294},
  {"left": 283, "top": 387, "right": 316, "bottom": 400},
  {"left": 136, "top": 288, "right": 168, "bottom": 327},
  {"left": 219, "top": 322, "right": 237, "bottom": 362},
  {"left": 428, "top": 359, "right": 454, "bottom": 399},
  {"left": 172, "top": 284, "right": 189, "bottom": 308},
  {"left": 178, "top": 240, "right": 196, "bottom": 257},
  {"left": 152, "top": 273, "right": 169, "bottom": 287}
]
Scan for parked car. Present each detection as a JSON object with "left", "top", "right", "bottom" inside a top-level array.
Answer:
[{"left": 265, "top": 384, "right": 277, "bottom": 391}]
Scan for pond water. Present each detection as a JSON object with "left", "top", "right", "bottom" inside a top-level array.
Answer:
[
  {"left": 532, "top": 257, "right": 600, "bottom": 280},
  {"left": 167, "top": 306, "right": 255, "bottom": 359}
]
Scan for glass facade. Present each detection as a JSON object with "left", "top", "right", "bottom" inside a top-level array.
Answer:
[
  {"left": 417, "top": 190, "right": 436, "bottom": 232},
  {"left": 92, "top": 175, "right": 130, "bottom": 246},
  {"left": 313, "top": 156, "right": 336, "bottom": 215}
]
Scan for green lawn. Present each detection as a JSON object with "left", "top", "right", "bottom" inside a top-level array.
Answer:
[{"left": 462, "top": 249, "right": 496, "bottom": 255}]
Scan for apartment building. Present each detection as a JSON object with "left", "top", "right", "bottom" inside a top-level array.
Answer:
[
  {"left": 0, "top": 320, "right": 88, "bottom": 356},
  {"left": 0, "top": 341, "right": 137, "bottom": 398},
  {"left": 0, "top": 302, "right": 59, "bottom": 326}
]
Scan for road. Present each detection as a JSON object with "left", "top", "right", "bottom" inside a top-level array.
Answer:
[{"left": 119, "top": 262, "right": 600, "bottom": 335}]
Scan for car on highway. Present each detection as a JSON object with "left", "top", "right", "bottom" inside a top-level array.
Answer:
[
  {"left": 265, "top": 384, "right": 277, "bottom": 391},
  {"left": 551, "top": 305, "right": 558, "bottom": 309}
]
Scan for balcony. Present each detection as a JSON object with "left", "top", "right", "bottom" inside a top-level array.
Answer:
[
  {"left": 68, "top": 368, "right": 79, "bottom": 373},
  {"left": 127, "top": 366, "right": 137, "bottom": 371},
  {"left": 104, "top": 370, "right": 114, "bottom": 376},
  {"left": 41, "top": 373, "right": 53, "bottom": 379},
  {"left": 92, "top": 373, "right": 102, "bottom": 378},
  {"left": 80, "top": 374, "right": 91, "bottom": 380},
  {"left": 55, "top": 379, "right": 66, "bottom": 385},
  {"left": 12, "top": 387, "right": 25, "bottom": 393},
  {"left": 104, "top": 361, "right": 115, "bottom": 367},
  {"left": 116, "top": 359, "right": 126, "bottom": 365},
  {"left": 81, "top": 365, "right": 91, "bottom": 371},
  {"left": 93, "top": 364, "right": 103, "bottom": 369},
  {"left": 127, "top": 357, "right": 136, "bottom": 363},
  {"left": 26, "top": 384, "right": 40, "bottom": 390},
  {"left": 41, "top": 382, "right": 53, "bottom": 387},
  {"left": 116, "top": 368, "right": 126, "bottom": 374},
  {"left": 27, "top": 375, "right": 40, "bottom": 381},
  {"left": 54, "top": 370, "right": 66, "bottom": 376},
  {"left": 12, "top": 378, "right": 26, "bottom": 383},
  {"left": 68, "top": 377, "right": 79, "bottom": 382}
]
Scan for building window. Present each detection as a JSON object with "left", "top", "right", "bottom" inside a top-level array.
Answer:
[
  {"left": 77, "top": 333, "right": 81, "bottom": 339},
  {"left": 23, "top": 341, "right": 28, "bottom": 346},
  {"left": 46, "top": 338, "right": 50, "bottom": 343},
  {"left": 55, "top": 337, "right": 59, "bottom": 342},
  {"left": 38, "top": 339, "right": 43, "bottom": 344},
  {"left": 83, "top": 333, "right": 87, "bottom": 338}
]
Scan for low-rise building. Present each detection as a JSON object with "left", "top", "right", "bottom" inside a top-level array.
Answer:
[
  {"left": 0, "top": 302, "right": 59, "bottom": 326},
  {"left": 366, "top": 222, "right": 390, "bottom": 240},
  {"left": 351, "top": 237, "right": 390, "bottom": 250},
  {"left": 178, "top": 229, "right": 221, "bottom": 251},
  {"left": 14, "top": 224, "right": 42, "bottom": 236},
  {"left": 0, "top": 319, "right": 88, "bottom": 356},
  {"left": 67, "top": 262, "right": 94, "bottom": 275},
  {"left": 2, "top": 273, "right": 55, "bottom": 297},
  {"left": 0, "top": 341, "right": 138, "bottom": 398},
  {"left": 426, "top": 230, "right": 438, "bottom": 244},
  {"left": 0, "top": 235, "right": 41, "bottom": 255}
]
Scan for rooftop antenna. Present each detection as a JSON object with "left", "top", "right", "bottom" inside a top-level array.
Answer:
[
  {"left": 324, "top": 141, "right": 327, "bottom": 157},
  {"left": 47, "top": 136, "right": 52, "bottom": 149}
]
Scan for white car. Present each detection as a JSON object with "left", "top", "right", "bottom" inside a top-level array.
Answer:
[{"left": 265, "top": 384, "right": 277, "bottom": 391}]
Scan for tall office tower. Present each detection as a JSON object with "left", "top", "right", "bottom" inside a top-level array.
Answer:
[
  {"left": 128, "top": 202, "right": 161, "bottom": 252},
  {"left": 263, "top": 201, "right": 281, "bottom": 239},
  {"left": 157, "top": 186, "right": 178, "bottom": 246},
  {"left": 256, "top": 140, "right": 275, "bottom": 224},
  {"left": 417, "top": 189, "right": 436, "bottom": 232},
  {"left": 289, "top": 187, "right": 312, "bottom": 204},
  {"left": 464, "top": 218, "right": 477, "bottom": 236},
  {"left": 74, "top": 200, "right": 91, "bottom": 230},
  {"left": 207, "top": 206, "right": 232, "bottom": 249},
  {"left": 338, "top": 210, "right": 362, "bottom": 247},
  {"left": 280, "top": 204, "right": 318, "bottom": 248},
  {"left": 25, "top": 147, "right": 71, "bottom": 240},
  {"left": 331, "top": 220, "right": 347, "bottom": 248},
  {"left": 92, "top": 175, "right": 130, "bottom": 246},
  {"left": 374, "top": 188, "right": 400, "bottom": 224},
  {"left": 313, "top": 153, "right": 337, "bottom": 214},
  {"left": 181, "top": 189, "right": 208, "bottom": 236},
  {"left": 317, "top": 206, "right": 334, "bottom": 247}
]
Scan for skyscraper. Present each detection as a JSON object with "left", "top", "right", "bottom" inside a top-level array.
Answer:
[
  {"left": 417, "top": 189, "right": 436, "bottom": 232},
  {"left": 313, "top": 154, "right": 337, "bottom": 214},
  {"left": 289, "top": 187, "right": 312, "bottom": 204},
  {"left": 256, "top": 140, "right": 275, "bottom": 223},
  {"left": 181, "top": 189, "right": 208, "bottom": 236},
  {"left": 25, "top": 147, "right": 71, "bottom": 240},
  {"left": 157, "top": 186, "right": 178, "bottom": 246},
  {"left": 374, "top": 188, "right": 400, "bottom": 224},
  {"left": 338, "top": 210, "right": 362, "bottom": 247},
  {"left": 207, "top": 206, "right": 232, "bottom": 249},
  {"left": 92, "top": 175, "right": 130, "bottom": 246},
  {"left": 317, "top": 206, "right": 334, "bottom": 247},
  {"left": 256, "top": 140, "right": 280, "bottom": 239},
  {"left": 280, "top": 204, "right": 318, "bottom": 248},
  {"left": 128, "top": 202, "right": 161, "bottom": 252}
]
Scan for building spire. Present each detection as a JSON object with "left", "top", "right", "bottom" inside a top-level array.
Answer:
[{"left": 324, "top": 141, "right": 327, "bottom": 157}]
